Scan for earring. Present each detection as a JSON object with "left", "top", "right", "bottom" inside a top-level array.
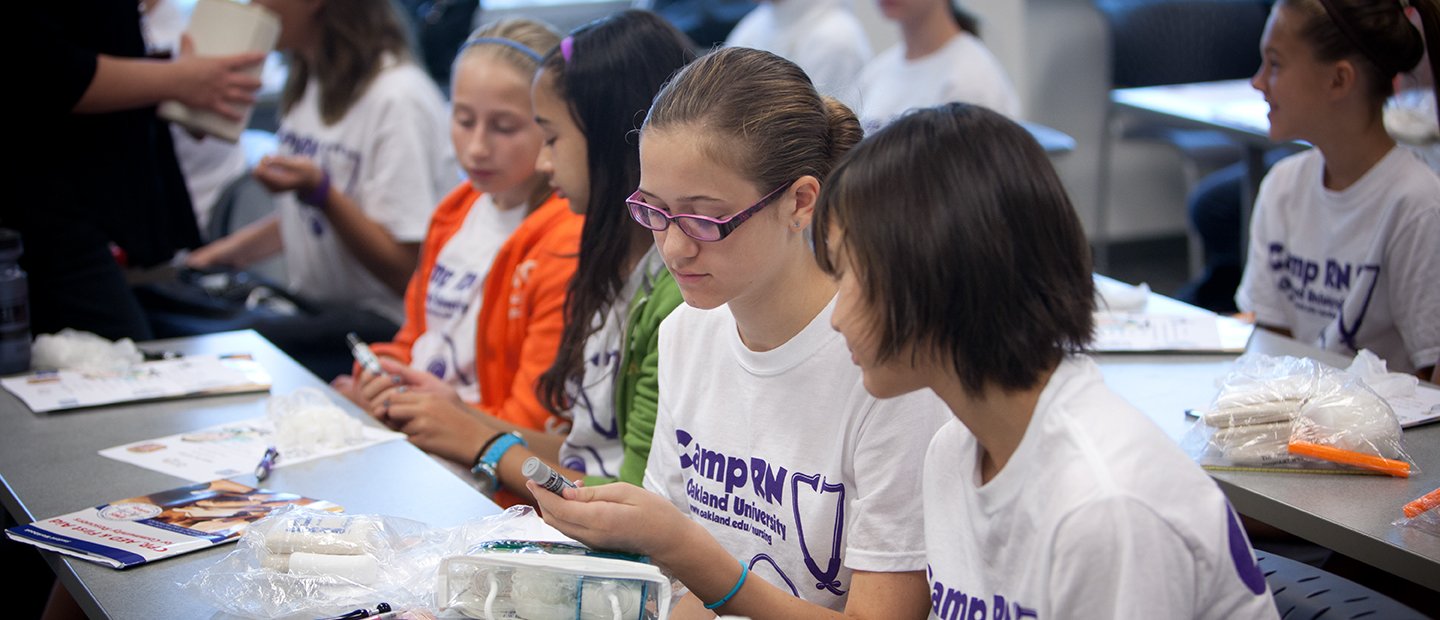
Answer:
[{"left": 791, "top": 222, "right": 802, "bottom": 229}]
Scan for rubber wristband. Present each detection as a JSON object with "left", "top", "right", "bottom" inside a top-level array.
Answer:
[
  {"left": 301, "top": 170, "right": 331, "bottom": 209},
  {"left": 472, "top": 431, "right": 507, "bottom": 470},
  {"left": 704, "top": 559, "right": 748, "bottom": 610}
]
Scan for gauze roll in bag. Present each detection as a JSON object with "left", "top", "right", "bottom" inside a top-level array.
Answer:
[
  {"left": 1182, "top": 353, "right": 1416, "bottom": 475},
  {"left": 181, "top": 505, "right": 438, "bottom": 619},
  {"left": 438, "top": 541, "right": 675, "bottom": 620}
]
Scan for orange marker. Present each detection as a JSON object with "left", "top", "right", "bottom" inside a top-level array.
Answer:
[
  {"left": 1403, "top": 487, "right": 1440, "bottom": 519},
  {"left": 1286, "top": 441, "right": 1411, "bottom": 478}
]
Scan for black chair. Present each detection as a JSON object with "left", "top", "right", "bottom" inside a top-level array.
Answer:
[
  {"left": 1255, "top": 550, "right": 1430, "bottom": 619},
  {"left": 1092, "top": 0, "right": 1271, "bottom": 272}
]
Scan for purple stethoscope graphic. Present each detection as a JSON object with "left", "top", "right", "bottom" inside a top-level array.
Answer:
[
  {"left": 570, "top": 350, "right": 621, "bottom": 439},
  {"left": 791, "top": 472, "right": 847, "bottom": 596},
  {"left": 1331, "top": 264, "right": 1380, "bottom": 353},
  {"left": 748, "top": 553, "right": 798, "bottom": 597},
  {"left": 429, "top": 334, "right": 473, "bottom": 387}
]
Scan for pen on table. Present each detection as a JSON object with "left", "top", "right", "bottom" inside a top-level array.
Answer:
[
  {"left": 322, "top": 602, "right": 392, "bottom": 620},
  {"left": 254, "top": 446, "right": 279, "bottom": 481}
]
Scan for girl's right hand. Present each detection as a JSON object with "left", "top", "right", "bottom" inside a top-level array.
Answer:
[{"left": 527, "top": 480, "right": 696, "bottom": 560}]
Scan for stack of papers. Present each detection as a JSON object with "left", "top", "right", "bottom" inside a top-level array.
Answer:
[
  {"left": 1093, "top": 312, "right": 1251, "bottom": 353},
  {"left": 1, "top": 354, "right": 272, "bottom": 413}
]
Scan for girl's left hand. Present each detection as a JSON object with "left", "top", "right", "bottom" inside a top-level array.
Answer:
[
  {"left": 383, "top": 388, "right": 491, "bottom": 464},
  {"left": 527, "top": 480, "right": 696, "bottom": 560},
  {"left": 253, "top": 155, "right": 323, "bottom": 194}
]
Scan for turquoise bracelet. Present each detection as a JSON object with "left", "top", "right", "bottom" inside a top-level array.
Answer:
[{"left": 704, "top": 559, "right": 748, "bottom": 610}]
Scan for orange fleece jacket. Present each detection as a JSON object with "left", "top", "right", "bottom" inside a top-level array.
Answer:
[{"left": 369, "top": 183, "right": 581, "bottom": 431}]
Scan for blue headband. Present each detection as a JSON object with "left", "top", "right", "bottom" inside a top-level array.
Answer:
[{"left": 460, "top": 37, "right": 542, "bottom": 63}]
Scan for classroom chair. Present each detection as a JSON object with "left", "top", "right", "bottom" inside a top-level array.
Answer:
[
  {"left": 1255, "top": 550, "right": 1430, "bottom": 619},
  {"left": 1091, "top": 0, "right": 1270, "bottom": 274}
]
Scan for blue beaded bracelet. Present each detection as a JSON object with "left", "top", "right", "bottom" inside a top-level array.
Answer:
[{"left": 704, "top": 559, "right": 748, "bottom": 610}]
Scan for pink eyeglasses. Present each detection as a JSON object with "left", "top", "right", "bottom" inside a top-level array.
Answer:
[{"left": 625, "top": 182, "right": 792, "bottom": 242}]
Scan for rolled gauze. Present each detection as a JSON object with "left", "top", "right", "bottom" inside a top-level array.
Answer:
[
  {"left": 261, "top": 514, "right": 376, "bottom": 555},
  {"left": 287, "top": 552, "right": 380, "bottom": 585}
]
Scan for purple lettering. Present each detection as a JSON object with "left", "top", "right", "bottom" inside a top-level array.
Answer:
[
  {"left": 992, "top": 595, "right": 1009, "bottom": 620},
  {"left": 699, "top": 448, "right": 726, "bottom": 481},
  {"left": 941, "top": 587, "right": 967, "bottom": 620},
  {"left": 967, "top": 595, "right": 987, "bottom": 620},
  {"left": 751, "top": 458, "right": 787, "bottom": 506},
  {"left": 725, "top": 456, "right": 747, "bottom": 494},
  {"left": 1324, "top": 260, "right": 1351, "bottom": 291}
]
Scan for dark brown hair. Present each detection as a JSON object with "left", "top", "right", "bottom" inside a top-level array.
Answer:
[
  {"left": 1281, "top": 0, "right": 1439, "bottom": 115},
  {"left": 642, "top": 47, "right": 863, "bottom": 196},
  {"left": 281, "top": 0, "right": 415, "bottom": 125},
  {"left": 815, "top": 103, "right": 1095, "bottom": 396},
  {"left": 535, "top": 10, "right": 696, "bottom": 415}
]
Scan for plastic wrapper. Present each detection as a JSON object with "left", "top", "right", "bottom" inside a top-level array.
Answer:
[
  {"left": 1182, "top": 353, "right": 1417, "bottom": 476},
  {"left": 437, "top": 540, "right": 673, "bottom": 620},
  {"left": 183, "top": 505, "right": 626, "bottom": 619},
  {"left": 1393, "top": 487, "right": 1440, "bottom": 538},
  {"left": 31, "top": 328, "right": 143, "bottom": 372},
  {"left": 1093, "top": 276, "right": 1150, "bottom": 312},
  {"left": 182, "top": 505, "right": 439, "bottom": 618}
]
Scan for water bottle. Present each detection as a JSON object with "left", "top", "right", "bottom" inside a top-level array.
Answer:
[{"left": 0, "top": 229, "right": 30, "bottom": 374}]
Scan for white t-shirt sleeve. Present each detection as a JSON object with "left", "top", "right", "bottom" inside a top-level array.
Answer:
[
  {"left": 1048, "top": 497, "right": 1201, "bottom": 620},
  {"left": 358, "top": 71, "right": 447, "bottom": 243},
  {"left": 1235, "top": 167, "right": 1290, "bottom": 324},
  {"left": 841, "top": 394, "right": 936, "bottom": 573},
  {"left": 1386, "top": 203, "right": 1440, "bottom": 369}
]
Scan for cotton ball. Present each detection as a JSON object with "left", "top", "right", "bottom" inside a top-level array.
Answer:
[
  {"left": 31, "top": 329, "right": 143, "bottom": 372},
  {"left": 267, "top": 388, "right": 365, "bottom": 457}
]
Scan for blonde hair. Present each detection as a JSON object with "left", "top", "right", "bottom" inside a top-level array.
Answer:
[
  {"left": 281, "top": 0, "right": 414, "bottom": 125},
  {"left": 455, "top": 18, "right": 561, "bottom": 81}
]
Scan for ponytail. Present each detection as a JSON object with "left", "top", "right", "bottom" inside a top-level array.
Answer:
[
  {"left": 951, "top": 2, "right": 981, "bottom": 37},
  {"left": 1286, "top": 0, "right": 1432, "bottom": 104},
  {"left": 822, "top": 96, "right": 864, "bottom": 168}
]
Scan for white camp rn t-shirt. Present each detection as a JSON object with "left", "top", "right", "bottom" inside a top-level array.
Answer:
[
  {"left": 1236, "top": 147, "right": 1440, "bottom": 373},
  {"left": 275, "top": 59, "right": 454, "bottom": 323},
  {"left": 558, "top": 248, "right": 662, "bottom": 479},
  {"left": 408, "top": 193, "right": 527, "bottom": 403},
  {"left": 644, "top": 297, "right": 949, "bottom": 610},
  {"left": 858, "top": 33, "right": 1021, "bottom": 133},
  {"left": 923, "top": 357, "right": 1278, "bottom": 620}
]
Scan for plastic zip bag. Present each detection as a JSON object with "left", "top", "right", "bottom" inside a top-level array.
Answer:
[
  {"left": 1181, "top": 353, "right": 1417, "bottom": 476},
  {"left": 438, "top": 550, "right": 672, "bottom": 620}
]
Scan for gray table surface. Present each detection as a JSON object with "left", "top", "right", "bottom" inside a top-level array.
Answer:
[
  {"left": 1096, "top": 327, "right": 1440, "bottom": 591},
  {"left": 0, "top": 330, "right": 501, "bottom": 619}
]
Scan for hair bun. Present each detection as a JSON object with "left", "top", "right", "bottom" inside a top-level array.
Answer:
[{"left": 821, "top": 96, "right": 863, "bottom": 164}]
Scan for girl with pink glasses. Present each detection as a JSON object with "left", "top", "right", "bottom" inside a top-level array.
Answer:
[{"left": 531, "top": 47, "right": 947, "bottom": 619}]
